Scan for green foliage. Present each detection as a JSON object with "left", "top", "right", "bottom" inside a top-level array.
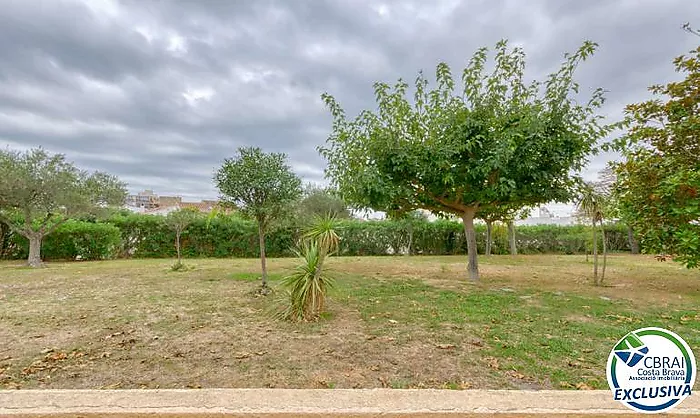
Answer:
[
  {"left": 278, "top": 215, "right": 341, "bottom": 321},
  {"left": 170, "top": 260, "right": 190, "bottom": 272},
  {"left": 12, "top": 220, "right": 121, "bottom": 260},
  {"left": 611, "top": 46, "right": 700, "bottom": 268},
  {"left": 296, "top": 185, "right": 351, "bottom": 220},
  {"left": 1, "top": 213, "right": 635, "bottom": 260},
  {"left": 165, "top": 208, "right": 201, "bottom": 233},
  {"left": 214, "top": 146, "right": 303, "bottom": 288},
  {"left": 277, "top": 242, "right": 335, "bottom": 322},
  {"left": 303, "top": 214, "right": 341, "bottom": 255},
  {"left": 0, "top": 147, "right": 126, "bottom": 266},
  {"left": 108, "top": 212, "right": 262, "bottom": 258},
  {"left": 214, "top": 147, "right": 302, "bottom": 226},
  {"left": 0, "top": 148, "right": 127, "bottom": 229},
  {"left": 165, "top": 208, "right": 201, "bottom": 261},
  {"left": 319, "top": 40, "right": 611, "bottom": 279}
]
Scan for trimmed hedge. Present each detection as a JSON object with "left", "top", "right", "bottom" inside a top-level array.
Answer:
[
  {"left": 1, "top": 213, "right": 633, "bottom": 260},
  {"left": 11, "top": 220, "right": 121, "bottom": 261}
]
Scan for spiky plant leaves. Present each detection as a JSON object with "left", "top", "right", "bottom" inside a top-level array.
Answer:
[
  {"left": 276, "top": 240, "right": 335, "bottom": 322},
  {"left": 303, "top": 213, "right": 341, "bottom": 256}
]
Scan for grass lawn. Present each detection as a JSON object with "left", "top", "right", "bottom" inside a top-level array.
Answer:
[{"left": 0, "top": 254, "right": 698, "bottom": 390}]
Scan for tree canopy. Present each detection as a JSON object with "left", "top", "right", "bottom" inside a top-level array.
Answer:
[
  {"left": 0, "top": 147, "right": 126, "bottom": 267},
  {"left": 296, "top": 184, "right": 351, "bottom": 220},
  {"left": 214, "top": 146, "right": 302, "bottom": 289},
  {"left": 612, "top": 45, "right": 700, "bottom": 268},
  {"left": 319, "top": 40, "right": 611, "bottom": 280}
]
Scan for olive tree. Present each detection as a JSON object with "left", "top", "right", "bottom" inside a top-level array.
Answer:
[
  {"left": 296, "top": 184, "right": 351, "bottom": 220},
  {"left": 0, "top": 148, "right": 126, "bottom": 267},
  {"left": 320, "top": 40, "right": 610, "bottom": 280},
  {"left": 214, "top": 147, "right": 302, "bottom": 291}
]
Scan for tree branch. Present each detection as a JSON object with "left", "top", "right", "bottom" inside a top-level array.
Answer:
[
  {"left": 0, "top": 212, "right": 28, "bottom": 236},
  {"left": 422, "top": 189, "right": 470, "bottom": 213},
  {"left": 45, "top": 217, "right": 70, "bottom": 235}
]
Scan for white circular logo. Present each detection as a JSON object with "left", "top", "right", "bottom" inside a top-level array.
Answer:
[{"left": 607, "top": 327, "right": 696, "bottom": 413}]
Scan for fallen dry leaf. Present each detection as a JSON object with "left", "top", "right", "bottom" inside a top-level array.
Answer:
[
  {"left": 576, "top": 382, "right": 594, "bottom": 390},
  {"left": 45, "top": 352, "right": 67, "bottom": 362},
  {"left": 234, "top": 353, "right": 251, "bottom": 359},
  {"left": 436, "top": 344, "right": 456, "bottom": 350},
  {"left": 507, "top": 370, "right": 526, "bottom": 380},
  {"left": 484, "top": 357, "right": 499, "bottom": 369}
]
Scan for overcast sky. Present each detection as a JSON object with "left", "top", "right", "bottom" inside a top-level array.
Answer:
[{"left": 1, "top": 0, "right": 698, "bottom": 215}]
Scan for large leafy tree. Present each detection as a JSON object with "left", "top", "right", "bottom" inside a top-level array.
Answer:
[
  {"left": 612, "top": 45, "right": 700, "bottom": 268},
  {"left": 214, "top": 147, "right": 302, "bottom": 290},
  {"left": 320, "top": 40, "right": 610, "bottom": 280},
  {"left": 0, "top": 148, "right": 126, "bottom": 267}
]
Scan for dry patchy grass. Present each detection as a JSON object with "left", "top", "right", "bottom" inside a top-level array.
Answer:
[{"left": 0, "top": 254, "right": 697, "bottom": 390}]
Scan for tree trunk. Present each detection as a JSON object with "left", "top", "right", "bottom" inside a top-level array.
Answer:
[
  {"left": 0, "top": 221, "right": 10, "bottom": 258},
  {"left": 27, "top": 233, "right": 43, "bottom": 268},
  {"left": 485, "top": 220, "right": 493, "bottom": 256},
  {"left": 258, "top": 222, "right": 268, "bottom": 288},
  {"left": 601, "top": 224, "right": 607, "bottom": 285},
  {"left": 175, "top": 231, "right": 182, "bottom": 263},
  {"left": 406, "top": 222, "right": 413, "bottom": 256},
  {"left": 461, "top": 208, "right": 479, "bottom": 281},
  {"left": 507, "top": 221, "right": 517, "bottom": 255},
  {"left": 627, "top": 225, "right": 640, "bottom": 254},
  {"left": 592, "top": 222, "right": 599, "bottom": 285}
]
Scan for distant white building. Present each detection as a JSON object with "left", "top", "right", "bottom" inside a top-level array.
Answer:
[
  {"left": 516, "top": 206, "right": 577, "bottom": 226},
  {"left": 124, "top": 189, "right": 229, "bottom": 215}
]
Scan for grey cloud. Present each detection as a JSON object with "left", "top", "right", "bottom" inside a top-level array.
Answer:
[{"left": 0, "top": 0, "right": 698, "bottom": 210}]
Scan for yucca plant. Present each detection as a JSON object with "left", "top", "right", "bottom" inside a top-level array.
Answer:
[
  {"left": 277, "top": 213, "right": 341, "bottom": 321},
  {"left": 304, "top": 213, "right": 341, "bottom": 255},
  {"left": 276, "top": 241, "right": 335, "bottom": 321}
]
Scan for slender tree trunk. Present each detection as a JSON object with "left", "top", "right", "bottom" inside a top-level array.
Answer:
[
  {"left": 627, "top": 225, "right": 640, "bottom": 254},
  {"left": 27, "top": 233, "right": 43, "bottom": 268},
  {"left": 507, "top": 221, "right": 517, "bottom": 255},
  {"left": 592, "top": 222, "right": 599, "bottom": 285},
  {"left": 175, "top": 231, "right": 182, "bottom": 263},
  {"left": 601, "top": 224, "right": 607, "bottom": 285},
  {"left": 407, "top": 222, "right": 413, "bottom": 256},
  {"left": 258, "top": 222, "right": 268, "bottom": 289},
  {"left": 485, "top": 220, "right": 493, "bottom": 256},
  {"left": 461, "top": 208, "right": 479, "bottom": 281},
  {"left": 0, "top": 222, "right": 10, "bottom": 258}
]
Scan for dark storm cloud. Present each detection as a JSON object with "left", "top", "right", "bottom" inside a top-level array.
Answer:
[{"left": 1, "top": 0, "right": 698, "bottom": 208}]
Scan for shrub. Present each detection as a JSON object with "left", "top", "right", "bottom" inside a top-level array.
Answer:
[
  {"left": 13, "top": 220, "right": 121, "bottom": 261},
  {"left": 2, "top": 213, "right": 636, "bottom": 261}
]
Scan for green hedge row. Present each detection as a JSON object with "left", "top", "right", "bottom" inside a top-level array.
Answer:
[
  {"left": 4, "top": 220, "right": 122, "bottom": 260},
  {"left": 0, "top": 213, "right": 633, "bottom": 261}
]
